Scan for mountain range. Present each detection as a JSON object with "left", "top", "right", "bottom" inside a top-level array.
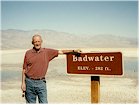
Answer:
[{"left": 1, "top": 29, "right": 138, "bottom": 50}]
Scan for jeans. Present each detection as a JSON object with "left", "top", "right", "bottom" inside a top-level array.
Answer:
[{"left": 25, "top": 77, "right": 48, "bottom": 103}]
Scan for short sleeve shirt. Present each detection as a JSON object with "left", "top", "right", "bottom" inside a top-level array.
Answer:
[{"left": 23, "top": 48, "right": 58, "bottom": 78}]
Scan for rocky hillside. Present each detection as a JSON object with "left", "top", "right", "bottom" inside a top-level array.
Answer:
[{"left": 1, "top": 29, "right": 138, "bottom": 50}]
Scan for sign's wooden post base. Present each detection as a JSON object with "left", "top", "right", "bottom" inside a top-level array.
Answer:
[{"left": 91, "top": 76, "right": 100, "bottom": 103}]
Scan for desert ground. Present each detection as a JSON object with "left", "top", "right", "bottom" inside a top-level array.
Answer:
[{"left": 0, "top": 48, "right": 139, "bottom": 104}]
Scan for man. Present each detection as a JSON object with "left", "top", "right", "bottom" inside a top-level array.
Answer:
[{"left": 21, "top": 34, "right": 80, "bottom": 103}]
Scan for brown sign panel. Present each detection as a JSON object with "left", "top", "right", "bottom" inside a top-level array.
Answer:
[{"left": 67, "top": 52, "right": 123, "bottom": 75}]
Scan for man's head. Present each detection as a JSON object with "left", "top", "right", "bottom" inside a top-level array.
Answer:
[{"left": 32, "top": 34, "right": 42, "bottom": 50}]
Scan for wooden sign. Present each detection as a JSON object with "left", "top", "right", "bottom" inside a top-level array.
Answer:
[{"left": 66, "top": 52, "right": 123, "bottom": 75}]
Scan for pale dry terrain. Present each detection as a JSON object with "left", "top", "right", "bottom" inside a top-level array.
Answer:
[{"left": 0, "top": 48, "right": 139, "bottom": 104}]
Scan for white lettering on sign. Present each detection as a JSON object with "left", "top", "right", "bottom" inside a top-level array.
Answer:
[
  {"left": 73, "top": 55, "right": 114, "bottom": 62},
  {"left": 77, "top": 66, "right": 112, "bottom": 71},
  {"left": 77, "top": 66, "right": 90, "bottom": 70}
]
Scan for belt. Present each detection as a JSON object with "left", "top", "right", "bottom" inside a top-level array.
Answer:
[{"left": 25, "top": 74, "right": 45, "bottom": 80}]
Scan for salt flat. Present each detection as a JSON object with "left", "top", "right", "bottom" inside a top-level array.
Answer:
[
  {"left": 0, "top": 48, "right": 138, "bottom": 103},
  {"left": 0, "top": 75, "right": 138, "bottom": 104},
  {"left": 0, "top": 48, "right": 138, "bottom": 64}
]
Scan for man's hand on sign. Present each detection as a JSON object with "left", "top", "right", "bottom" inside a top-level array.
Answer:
[
  {"left": 71, "top": 49, "right": 82, "bottom": 57},
  {"left": 74, "top": 49, "right": 82, "bottom": 53}
]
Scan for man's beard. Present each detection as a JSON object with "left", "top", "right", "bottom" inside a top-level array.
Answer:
[{"left": 33, "top": 46, "right": 41, "bottom": 51}]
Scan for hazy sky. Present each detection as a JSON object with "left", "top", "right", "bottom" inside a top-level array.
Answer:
[{"left": 1, "top": 0, "right": 138, "bottom": 38}]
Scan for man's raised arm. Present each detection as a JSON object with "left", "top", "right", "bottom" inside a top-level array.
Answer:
[{"left": 58, "top": 49, "right": 81, "bottom": 55}]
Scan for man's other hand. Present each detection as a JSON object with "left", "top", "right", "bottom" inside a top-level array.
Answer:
[{"left": 21, "top": 82, "right": 26, "bottom": 92}]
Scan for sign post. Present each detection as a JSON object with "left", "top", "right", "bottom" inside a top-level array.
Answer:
[
  {"left": 66, "top": 52, "right": 123, "bottom": 103},
  {"left": 91, "top": 76, "right": 100, "bottom": 103}
]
